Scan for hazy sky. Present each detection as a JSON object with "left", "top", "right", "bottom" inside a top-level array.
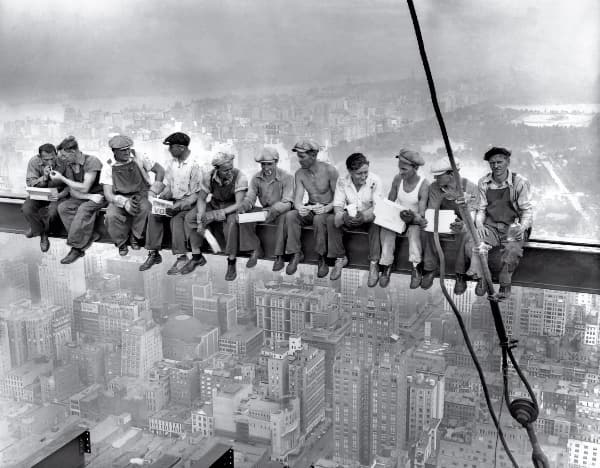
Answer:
[{"left": 0, "top": 0, "right": 598, "bottom": 102}]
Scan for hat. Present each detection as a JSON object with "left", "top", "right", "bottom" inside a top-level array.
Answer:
[
  {"left": 163, "top": 132, "right": 190, "bottom": 147},
  {"left": 430, "top": 157, "right": 461, "bottom": 176},
  {"left": 292, "top": 139, "right": 320, "bottom": 153},
  {"left": 395, "top": 148, "right": 424, "bottom": 166},
  {"left": 255, "top": 147, "right": 279, "bottom": 163},
  {"left": 212, "top": 152, "right": 235, "bottom": 167},
  {"left": 108, "top": 135, "right": 133, "bottom": 150},
  {"left": 57, "top": 136, "right": 78, "bottom": 151},
  {"left": 484, "top": 147, "right": 511, "bottom": 161}
]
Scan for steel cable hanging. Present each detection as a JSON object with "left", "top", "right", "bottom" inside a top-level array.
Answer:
[{"left": 405, "top": 1, "right": 550, "bottom": 467}]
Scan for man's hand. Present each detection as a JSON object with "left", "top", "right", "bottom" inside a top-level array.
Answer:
[
  {"left": 312, "top": 203, "right": 330, "bottom": 215},
  {"left": 334, "top": 212, "right": 345, "bottom": 228},
  {"left": 49, "top": 170, "right": 63, "bottom": 183},
  {"left": 124, "top": 199, "right": 136, "bottom": 215},
  {"left": 450, "top": 219, "right": 465, "bottom": 233},
  {"left": 89, "top": 194, "right": 104, "bottom": 204},
  {"left": 196, "top": 224, "right": 206, "bottom": 235},
  {"left": 264, "top": 207, "right": 278, "bottom": 224},
  {"left": 201, "top": 211, "right": 216, "bottom": 225},
  {"left": 42, "top": 165, "right": 53, "bottom": 179},
  {"left": 298, "top": 205, "right": 310, "bottom": 217},
  {"left": 48, "top": 192, "right": 59, "bottom": 202},
  {"left": 475, "top": 224, "right": 487, "bottom": 241},
  {"left": 400, "top": 209, "right": 415, "bottom": 224},
  {"left": 172, "top": 200, "right": 186, "bottom": 211},
  {"left": 213, "top": 209, "right": 226, "bottom": 222}
]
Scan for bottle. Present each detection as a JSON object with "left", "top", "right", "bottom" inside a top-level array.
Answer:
[{"left": 507, "top": 220, "right": 522, "bottom": 242}]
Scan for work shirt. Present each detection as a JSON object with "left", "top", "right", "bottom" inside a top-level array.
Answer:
[
  {"left": 200, "top": 169, "right": 248, "bottom": 196},
  {"left": 244, "top": 168, "right": 294, "bottom": 210},
  {"left": 427, "top": 177, "right": 479, "bottom": 216},
  {"left": 25, "top": 156, "right": 67, "bottom": 188},
  {"left": 333, "top": 172, "right": 383, "bottom": 212},
  {"left": 162, "top": 154, "right": 204, "bottom": 201},
  {"left": 476, "top": 169, "right": 533, "bottom": 229},
  {"left": 99, "top": 153, "right": 155, "bottom": 187},
  {"left": 64, "top": 153, "right": 104, "bottom": 194}
]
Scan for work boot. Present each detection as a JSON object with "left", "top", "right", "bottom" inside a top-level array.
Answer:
[
  {"left": 119, "top": 244, "right": 129, "bottom": 256},
  {"left": 286, "top": 252, "right": 304, "bottom": 275},
  {"left": 330, "top": 256, "right": 348, "bottom": 281},
  {"left": 167, "top": 255, "right": 188, "bottom": 275},
  {"left": 498, "top": 285, "right": 512, "bottom": 300},
  {"left": 420, "top": 270, "right": 436, "bottom": 290},
  {"left": 246, "top": 248, "right": 263, "bottom": 269},
  {"left": 453, "top": 274, "right": 468, "bottom": 295},
  {"left": 139, "top": 251, "right": 162, "bottom": 271},
  {"left": 180, "top": 254, "right": 207, "bottom": 275},
  {"left": 24, "top": 228, "right": 35, "bottom": 238},
  {"left": 367, "top": 261, "right": 380, "bottom": 288},
  {"left": 410, "top": 265, "right": 423, "bottom": 289},
  {"left": 475, "top": 278, "right": 486, "bottom": 297},
  {"left": 379, "top": 264, "right": 393, "bottom": 288},
  {"left": 129, "top": 235, "right": 141, "bottom": 250},
  {"left": 40, "top": 233, "right": 50, "bottom": 253},
  {"left": 225, "top": 259, "right": 237, "bottom": 281},
  {"left": 272, "top": 256, "right": 285, "bottom": 272},
  {"left": 60, "top": 247, "right": 85, "bottom": 264},
  {"left": 317, "top": 255, "right": 329, "bottom": 278}
]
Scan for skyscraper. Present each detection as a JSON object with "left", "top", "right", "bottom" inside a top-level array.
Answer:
[
  {"left": 121, "top": 319, "right": 163, "bottom": 378},
  {"left": 105, "top": 254, "right": 166, "bottom": 308},
  {"left": 406, "top": 372, "right": 445, "bottom": 445},
  {"left": 0, "top": 259, "right": 30, "bottom": 304}
]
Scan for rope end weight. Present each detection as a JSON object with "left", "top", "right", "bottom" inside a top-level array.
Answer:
[{"left": 509, "top": 398, "right": 539, "bottom": 426}]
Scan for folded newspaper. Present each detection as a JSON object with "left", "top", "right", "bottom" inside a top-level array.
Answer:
[
  {"left": 238, "top": 211, "right": 267, "bottom": 223},
  {"left": 424, "top": 209, "right": 455, "bottom": 234},
  {"left": 151, "top": 198, "right": 173, "bottom": 216},
  {"left": 204, "top": 229, "right": 222, "bottom": 253},
  {"left": 26, "top": 187, "right": 58, "bottom": 201},
  {"left": 373, "top": 198, "right": 407, "bottom": 234}
]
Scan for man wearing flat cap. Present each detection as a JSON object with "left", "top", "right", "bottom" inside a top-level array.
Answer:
[
  {"left": 139, "top": 132, "right": 204, "bottom": 275},
  {"left": 237, "top": 146, "right": 294, "bottom": 270},
  {"left": 420, "top": 157, "right": 479, "bottom": 293},
  {"left": 100, "top": 135, "right": 165, "bottom": 256},
  {"left": 465, "top": 146, "right": 533, "bottom": 299},
  {"left": 187, "top": 151, "right": 248, "bottom": 280},
  {"left": 378, "top": 148, "right": 429, "bottom": 288},
  {"left": 285, "top": 139, "right": 338, "bottom": 277},
  {"left": 50, "top": 136, "right": 107, "bottom": 264},
  {"left": 22, "top": 143, "right": 70, "bottom": 252}
]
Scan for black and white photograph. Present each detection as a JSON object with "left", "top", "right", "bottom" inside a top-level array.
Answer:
[{"left": 0, "top": 1, "right": 598, "bottom": 467}]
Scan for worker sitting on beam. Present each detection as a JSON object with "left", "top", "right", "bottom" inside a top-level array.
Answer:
[{"left": 237, "top": 147, "right": 294, "bottom": 271}]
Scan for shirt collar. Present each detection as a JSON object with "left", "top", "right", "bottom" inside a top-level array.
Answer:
[
  {"left": 211, "top": 168, "right": 235, "bottom": 186},
  {"left": 344, "top": 173, "right": 375, "bottom": 190},
  {"left": 256, "top": 168, "right": 282, "bottom": 181},
  {"left": 69, "top": 151, "right": 86, "bottom": 166},
  {"left": 483, "top": 169, "right": 513, "bottom": 186}
]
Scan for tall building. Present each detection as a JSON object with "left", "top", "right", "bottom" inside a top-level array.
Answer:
[
  {"left": 340, "top": 269, "right": 364, "bottom": 309},
  {"left": 0, "top": 321, "right": 11, "bottom": 378},
  {"left": 38, "top": 243, "right": 86, "bottom": 316},
  {"left": 121, "top": 319, "right": 163, "bottom": 378},
  {"left": 406, "top": 372, "right": 445, "bottom": 445},
  {"left": 173, "top": 269, "right": 211, "bottom": 314},
  {"left": 105, "top": 254, "right": 166, "bottom": 307},
  {"left": 63, "top": 341, "right": 106, "bottom": 386},
  {"left": 218, "top": 325, "right": 263, "bottom": 358},
  {"left": 255, "top": 280, "right": 338, "bottom": 346},
  {"left": 519, "top": 289, "right": 568, "bottom": 337},
  {"left": 0, "top": 259, "right": 30, "bottom": 304},
  {"left": 193, "top": 288, "right": 236, "bottom": 335}
]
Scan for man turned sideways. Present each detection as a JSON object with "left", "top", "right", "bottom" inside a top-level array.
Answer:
[
  {"left": 329, "top": 153, "right": 383, "bottom": 284},
  {"left": 466, "top": 147, "right": 533, "bottom": 299},
  {"left": 101, "top": 135, "right": 165, "bottom": 256},
  {"left": 237, "top": 147, "right": 294, "bottom": 271},
  {"left": 23, "top": 143, "right": 69, "bottom": 252},
  {"left": 50, "top": 136, "right": 107, "bottom": 264},
  {"left": 190, "top": 152, "right": 248, "bottom": 281},
  {"left": 285, "top": 139, "right": 338, "bottom": 277},
  {"left": 139, "top": 132, "right": 203, "bottom": 275}
]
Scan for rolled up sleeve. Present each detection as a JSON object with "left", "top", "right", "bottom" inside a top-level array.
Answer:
[
  {"left": 280, "top": 173, "right": 294, "bottom": 205},
  {"left": 516, "top": 177, "right": 534, "bottom": 229},
  {"left": 26, "top": 158, "right": 44, "bottom": 187},
  {"left": 333, "top": 178, "right": 346, "bottom": 209},
  {"left": 234, "top": 171, "right": 249, "bottom": 193}
]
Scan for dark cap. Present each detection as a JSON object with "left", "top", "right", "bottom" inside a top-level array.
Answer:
[
  {"left": 163, "top": 132, "right": 190, "bottom": 147},
  {"left": 484, "top": 147, "right": 511, "bottom": 161},
  {"left": 57, "top": 136, "right": 78, "bottom": 151}
]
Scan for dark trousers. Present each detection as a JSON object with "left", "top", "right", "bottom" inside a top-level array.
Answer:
[
  {"left": 285, "top": 210, "right": 331, "bottom": 256},
  {"left": 146, "top": 209, "right": 197, "bottom": 255},
  {"left": 326, "top": 216, "right": 381, "bottom": 262},
  {"left": 105, "top": 198, "right": 151, "bottom": 248},
  {"left": 57, "top": 197, "right": 107, "bottom": 249},
  {"left": 22, "top": 198, "right": 61, "bottom": 236},
  {"left": 239, "top": 207, "right": 286, "bottom": 256},
  {"left": 186, "top": 206, "right": 238, "bottom": 257},
  {"left": 422, "top": 231, "right": 468, "bottom": 274}
]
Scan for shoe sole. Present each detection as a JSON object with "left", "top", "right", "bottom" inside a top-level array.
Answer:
[{"left": 139, "top": 257, "right": 162, "bottom": 271}]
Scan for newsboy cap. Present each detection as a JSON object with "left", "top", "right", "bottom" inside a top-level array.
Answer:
[
  {"left": 108, "top": 135, "right": 133, "bottom": 150},
  {"left": 212, "top": 152, "right": 235, "bottom": 167},
  {"left": 292, "top": 139, "right": 320, "bottom": 153},
  {"left": 163, "top": 132, "right": 190, "bottom": 147},
  {"left": 430, "top": 157, "right": 461, "bottom": 176},
  {"left": 255, "top": 147, "right": 279, "bottom": 163},
  {"left": 395, "top": 148, "right": 424, "bottom": 167},
  {"left": 484, "top": 147, "right": 511, "bottom": 161}
]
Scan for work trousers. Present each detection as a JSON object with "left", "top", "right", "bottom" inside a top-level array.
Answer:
[
  {"left": 380, "top": 224, "right": 422, "bottom": 266},
  {"left": 22, "top": 198, "right": 61, "bottom": 236},
  {"left": 57, "top": 197, "right": 107, "bottom": 249},
  {"left": 186, "top": 206, "right": 239, "bottom": 257},
  {"left": 326, "top": 217, "right": 381, "bottom": 262},
  {"left": 105, "top": 197, "right": 151, "bottom": 248},
  {"left": 238, "top": 207, "right": 287, "bottom": 256},
  {"left": 422, "top": 231, "right": 468, "bottom": 274},
  {"left": 285, "top": 210, "right": 331, "bottom": 256},
  {"left": 146, "top": 209, "right": 200, "bottom": 255}
]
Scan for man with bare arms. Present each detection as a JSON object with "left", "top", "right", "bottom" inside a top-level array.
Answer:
[{"left": 284, "top": 140, "right": 339, "bottom": 277}]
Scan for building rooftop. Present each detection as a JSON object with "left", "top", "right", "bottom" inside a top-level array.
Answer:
[
  {"left": 162, "top": 314, "right": 217, "bottom": 342},
  {"left": 221, "top": 325, "right": 263, "bottom": 341}
]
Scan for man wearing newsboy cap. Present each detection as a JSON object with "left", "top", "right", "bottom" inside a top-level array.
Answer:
[
  {"left": 237, "top": 146, "right": 294, "bottom": 270},
  {"left": 187, "top": 151, "right": 248, "bottom": 281},
  {"left": 101, "top": 135, "right": 165, "bottom": 256}
]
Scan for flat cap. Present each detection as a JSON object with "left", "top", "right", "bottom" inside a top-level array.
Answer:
[
  {"left": 163, "top": 132, "right": 190, "bottom": 147},
  {"left": 430, "top": 157, "right": 461, "bottom": 176},
  {"left": 57, "top": 136, "right": 78, "bottom": 151},
  {"left": 108, "top": 135, "right": 133, "bottom": 150},
  {"left": 292, "top": 139, "right": 320, "bottom": 153},
  {"left": 395, "top": 148, "right": 424, "bottom": 166},
  {"left": 255, "top": 147, "right": 279, "bottom": 163},
  {"left": 484, "top": 147, "right": 511, "bottom": 161},
  {"left": 212, "top": 152, "right": 235, "bottom": 167}
]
